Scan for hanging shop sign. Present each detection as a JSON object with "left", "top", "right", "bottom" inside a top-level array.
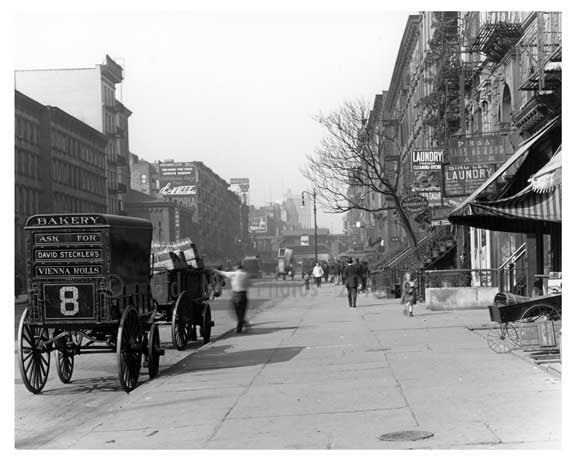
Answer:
[
  {"left": 401, "top": 194, "right": 429, "bottom": 214},
  {"left": 447, "top": 135, "right": 514, "bottom": 165},
  {"left": 443, "top": 163, "right": 498, "bottom": 197}
]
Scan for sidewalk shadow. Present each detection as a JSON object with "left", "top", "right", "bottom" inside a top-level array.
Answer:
[
  {"left": 162, "top": 345, "right": 304, "bottom": 376},
  {"left": 33, "top": 375, "right": 122, "bottom": 395}
]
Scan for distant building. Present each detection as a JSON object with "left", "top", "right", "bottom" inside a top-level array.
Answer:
[
  {"left": 124, "top": 189, "right": 199, "bottom": 245},
  {"left": 156, "top": 159, "right": 243, "bottom": 261},
  {"left": 15, "top": 90, "right": 108, "bottom": 290},
  {"left": 15, "top": 55, "right": 131, "bottom": 214},
  {"left": 130, "top": 153, "right": 159, "bottom": 197}
]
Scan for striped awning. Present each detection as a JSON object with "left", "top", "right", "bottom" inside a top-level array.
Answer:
[{"left": 449, "top": 118, "right": 561, "bottom": 234}]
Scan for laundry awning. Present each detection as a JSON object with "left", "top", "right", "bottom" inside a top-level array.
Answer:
[{"left": 449, "top": 117, "right": 561, "bottom": 234}]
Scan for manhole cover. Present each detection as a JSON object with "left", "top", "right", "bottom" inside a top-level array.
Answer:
[{"left": 378, "top": 430, "right": 434, "bottom": 442}]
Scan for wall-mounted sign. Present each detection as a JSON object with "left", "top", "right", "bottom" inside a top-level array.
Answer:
[
  {"left": 444, "top": 164, "right": 497, "bottom": 197},
  {"left": 159, "top": 183, "right": 197, "bottom": 196},
  {"left": 300, "top": 235, "right": 309, "bottom": 246},
  {"left": 448, "top": 135, "right": 514, "bottom": 165},
  {"left": 158, "top": 162, "right": 196, "bottom": 187},
  {"left": 401, "top": 194, "right": 429, "bottom": 214},
  {"left": 411, "top": 150, "right": 444, "bottom": 171}
]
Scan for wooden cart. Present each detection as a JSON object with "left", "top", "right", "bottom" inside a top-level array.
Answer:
[
  {"left": 150, "top": 266, "right": 214, "bottom": 350},
  {"left": 18, "top": 214, "right": 163, "bottom": 394},
  {"left": 486, "top": 292, "right": 561, "bottom": 353}
]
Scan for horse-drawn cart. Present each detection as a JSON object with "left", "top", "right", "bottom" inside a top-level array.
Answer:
[
  {"left": 149, "top": 240, "right": 217, "bottom": 350},
  {"left": 19, "top": 214, "right": 163, "bottom": 394},
  {"left": 486, "top": 292, "right": 561, "bottom": 354}
]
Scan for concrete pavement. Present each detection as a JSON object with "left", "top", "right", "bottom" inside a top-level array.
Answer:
[{"left": 33, "top": 283, "right": 561, "bottom": 449}]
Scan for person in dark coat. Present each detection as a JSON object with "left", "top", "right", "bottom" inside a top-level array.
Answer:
[{"left": 342, "top": 258, "right": 361, "bottom": 308}]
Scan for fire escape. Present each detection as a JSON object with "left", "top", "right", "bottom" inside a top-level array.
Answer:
[{"left": 513, "top": 12, "right": 562, "bottom": 136}]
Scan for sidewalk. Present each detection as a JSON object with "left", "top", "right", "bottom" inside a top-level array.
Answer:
[{"left": 39, "top": 284, "right": 561, "bottom": 449}]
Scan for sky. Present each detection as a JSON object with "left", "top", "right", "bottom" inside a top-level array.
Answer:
[{"left": 11, "top": 4, "right": 412, "bottom": 233}]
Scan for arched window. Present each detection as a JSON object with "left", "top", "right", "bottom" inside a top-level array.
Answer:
[{"left": 501, "top": 84, "right": 512, "bottom": 127}]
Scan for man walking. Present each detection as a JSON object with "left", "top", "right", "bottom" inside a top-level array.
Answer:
[
  {"left": 312, "top": 262, "right": 324, "bottom": 287},
  {"left": 216, "top": 262, "right": 251, "bottom": 333},
  {"left": 342, "top": 257, "right": 360, "bottom": 308}
]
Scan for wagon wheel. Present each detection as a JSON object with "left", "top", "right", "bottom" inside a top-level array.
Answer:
[
  {"left": 201, "top": 304, "right": 212, "bottom": 345},
  {"left": 53, "top": 328, "right": 75, "bottom": 383},
  {"left": 519, "top": 303, "right": 561, "bottom": 323},
  {"left": 487, "top": 323, "right": 519, "bottom": 354},
  {"left": 147, "top": 324, "right": 160, "bottom": 379},
  {"left": 116, "top": 307, "right": 143, "bottom": 393},
  {"left": 18, "top": 308, "right": 51, "bottom": 394},
  {"left": 171, "top": 292, "right": 189, "bottom": 350}
]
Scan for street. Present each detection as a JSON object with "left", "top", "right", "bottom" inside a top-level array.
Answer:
[{"left": 14, "top": 278, "right": 561, "bottom": 449}]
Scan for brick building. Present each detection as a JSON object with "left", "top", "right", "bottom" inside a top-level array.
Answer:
[
  {"left": 15, "top": 55, "right": 131, "bottom": 214},
  {"left": 14, "top": 90, "right": 108, "bottom": 291}
]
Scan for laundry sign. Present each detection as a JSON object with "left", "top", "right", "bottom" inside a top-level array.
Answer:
[
  {"left": 443, "top": 163, "right": 497, "bottom": 197},
  {"left": 411, "top": 150, "right": 444, "bottom": 171}
]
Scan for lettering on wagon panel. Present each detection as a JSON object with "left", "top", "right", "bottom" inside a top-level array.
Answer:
[
  {"left": 35, "top": 233, "right": 101, "bottom": 245},
  {"left": 35, "top": 249, "right": 102, "bottom": 260},
  {"left": 35, "top": 265, "right": 102, "bottom": 277},
  {"left": 33, "top": 216, "right": 101, "bottom": 226}
]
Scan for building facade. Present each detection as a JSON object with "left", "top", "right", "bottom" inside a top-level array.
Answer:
[
  {"left": 130, "top": 153, "right": 160, "bottom": 197},
  {"left": 15, "top": 55, "right": 131, "bottom": 215},
  {"left": 156, "top": 159, "right": 243, "bottom": 262},
  {"left": 368, "top": 11, "right": 561, "bottom": 290},
  {"left": 15, "top": 90, "right": 108, "bottom": 291}
]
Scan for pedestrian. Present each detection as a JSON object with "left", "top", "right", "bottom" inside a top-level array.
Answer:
[
  {"left": 312, "top": 262, "right": 324, "bottom": 287},
  {"left": 215, "top": 262, "right": 251, "bottom": 333},
  {"left": 304, "top": 271, "right": 310, "bottom": 291},
  {"left": 401, "top": 272, "right": 417, "bottom": 317},
  {"left": 342, "top": 257, "right": 360, "bottom": 308},
  {"left": 323, "top": 262, "right": 330, "bottom": 283}
]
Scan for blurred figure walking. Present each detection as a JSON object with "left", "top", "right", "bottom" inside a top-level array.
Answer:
[{"left": 216, "top": 262, "right": 251, "bottom": 332}]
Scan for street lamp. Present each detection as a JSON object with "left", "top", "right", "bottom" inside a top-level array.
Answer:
[{"left": 301, "top": 188, "right": 318, "bottom": 263}]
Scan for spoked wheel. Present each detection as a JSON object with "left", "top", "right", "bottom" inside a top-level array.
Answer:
[
  {"left": 117, "top": 307, "right": 143, "bottom": 393},
  {"left": 53, "top": 329, "right": 75, "bottom": 383},
  {"left": 18, "top": 309, "right": 51, "bottom": 394},
  {"left": 520, "top": 303, "right": 561, "bottom": 323},
  {"left": 147, "top": 324, "right": 160, "bottom": 379},
  {"left": 171, "top": 292, "right": 189, "bottom": 350},
  {"left": 487, "top": 322, "right": 519, "bottom": 354},
  {"left": 201, "top": 304, "right": 212, "bottom": 345}
]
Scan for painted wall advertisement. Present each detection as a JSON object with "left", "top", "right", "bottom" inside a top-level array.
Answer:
[
  {"left": 411, "top": 150, "right": 444, "bottom": 207},
  {"left": 249, "top": 216, "right": 268, "bottom": 233},
  {"left": 443, "top": 164, "right": 497, "bottom": 197}
]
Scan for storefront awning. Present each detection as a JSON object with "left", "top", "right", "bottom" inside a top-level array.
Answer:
[{"left": 449, "top": 117, "right": 561, "bottom": 234}]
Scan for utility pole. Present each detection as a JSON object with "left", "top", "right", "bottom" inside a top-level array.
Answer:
[{"left": 302, "top": 188, "right": 318, "bottom": 263}]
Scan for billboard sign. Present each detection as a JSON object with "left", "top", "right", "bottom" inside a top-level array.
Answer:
[
  {"left": 443, "top": 164, "right": 497, "bottom": 197},
  {"left": 158, "top": 161, "right": 196, "bottom": 186},
  {"left": 448, "top": 135, "right": 514, "bottom": 165},
  {"left": 300, "top": 235, "right": 309, "bottom": 246},
  {"left": 249, "top": 217, "right": 268, "bottom": 233},
  {"left": 230, "top": 178, "right": 250, "bottom": 193}
]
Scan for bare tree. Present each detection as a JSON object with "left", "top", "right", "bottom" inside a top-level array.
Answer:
[{"left": 302, "top": 99, "right": 418, "bottom": 248}]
